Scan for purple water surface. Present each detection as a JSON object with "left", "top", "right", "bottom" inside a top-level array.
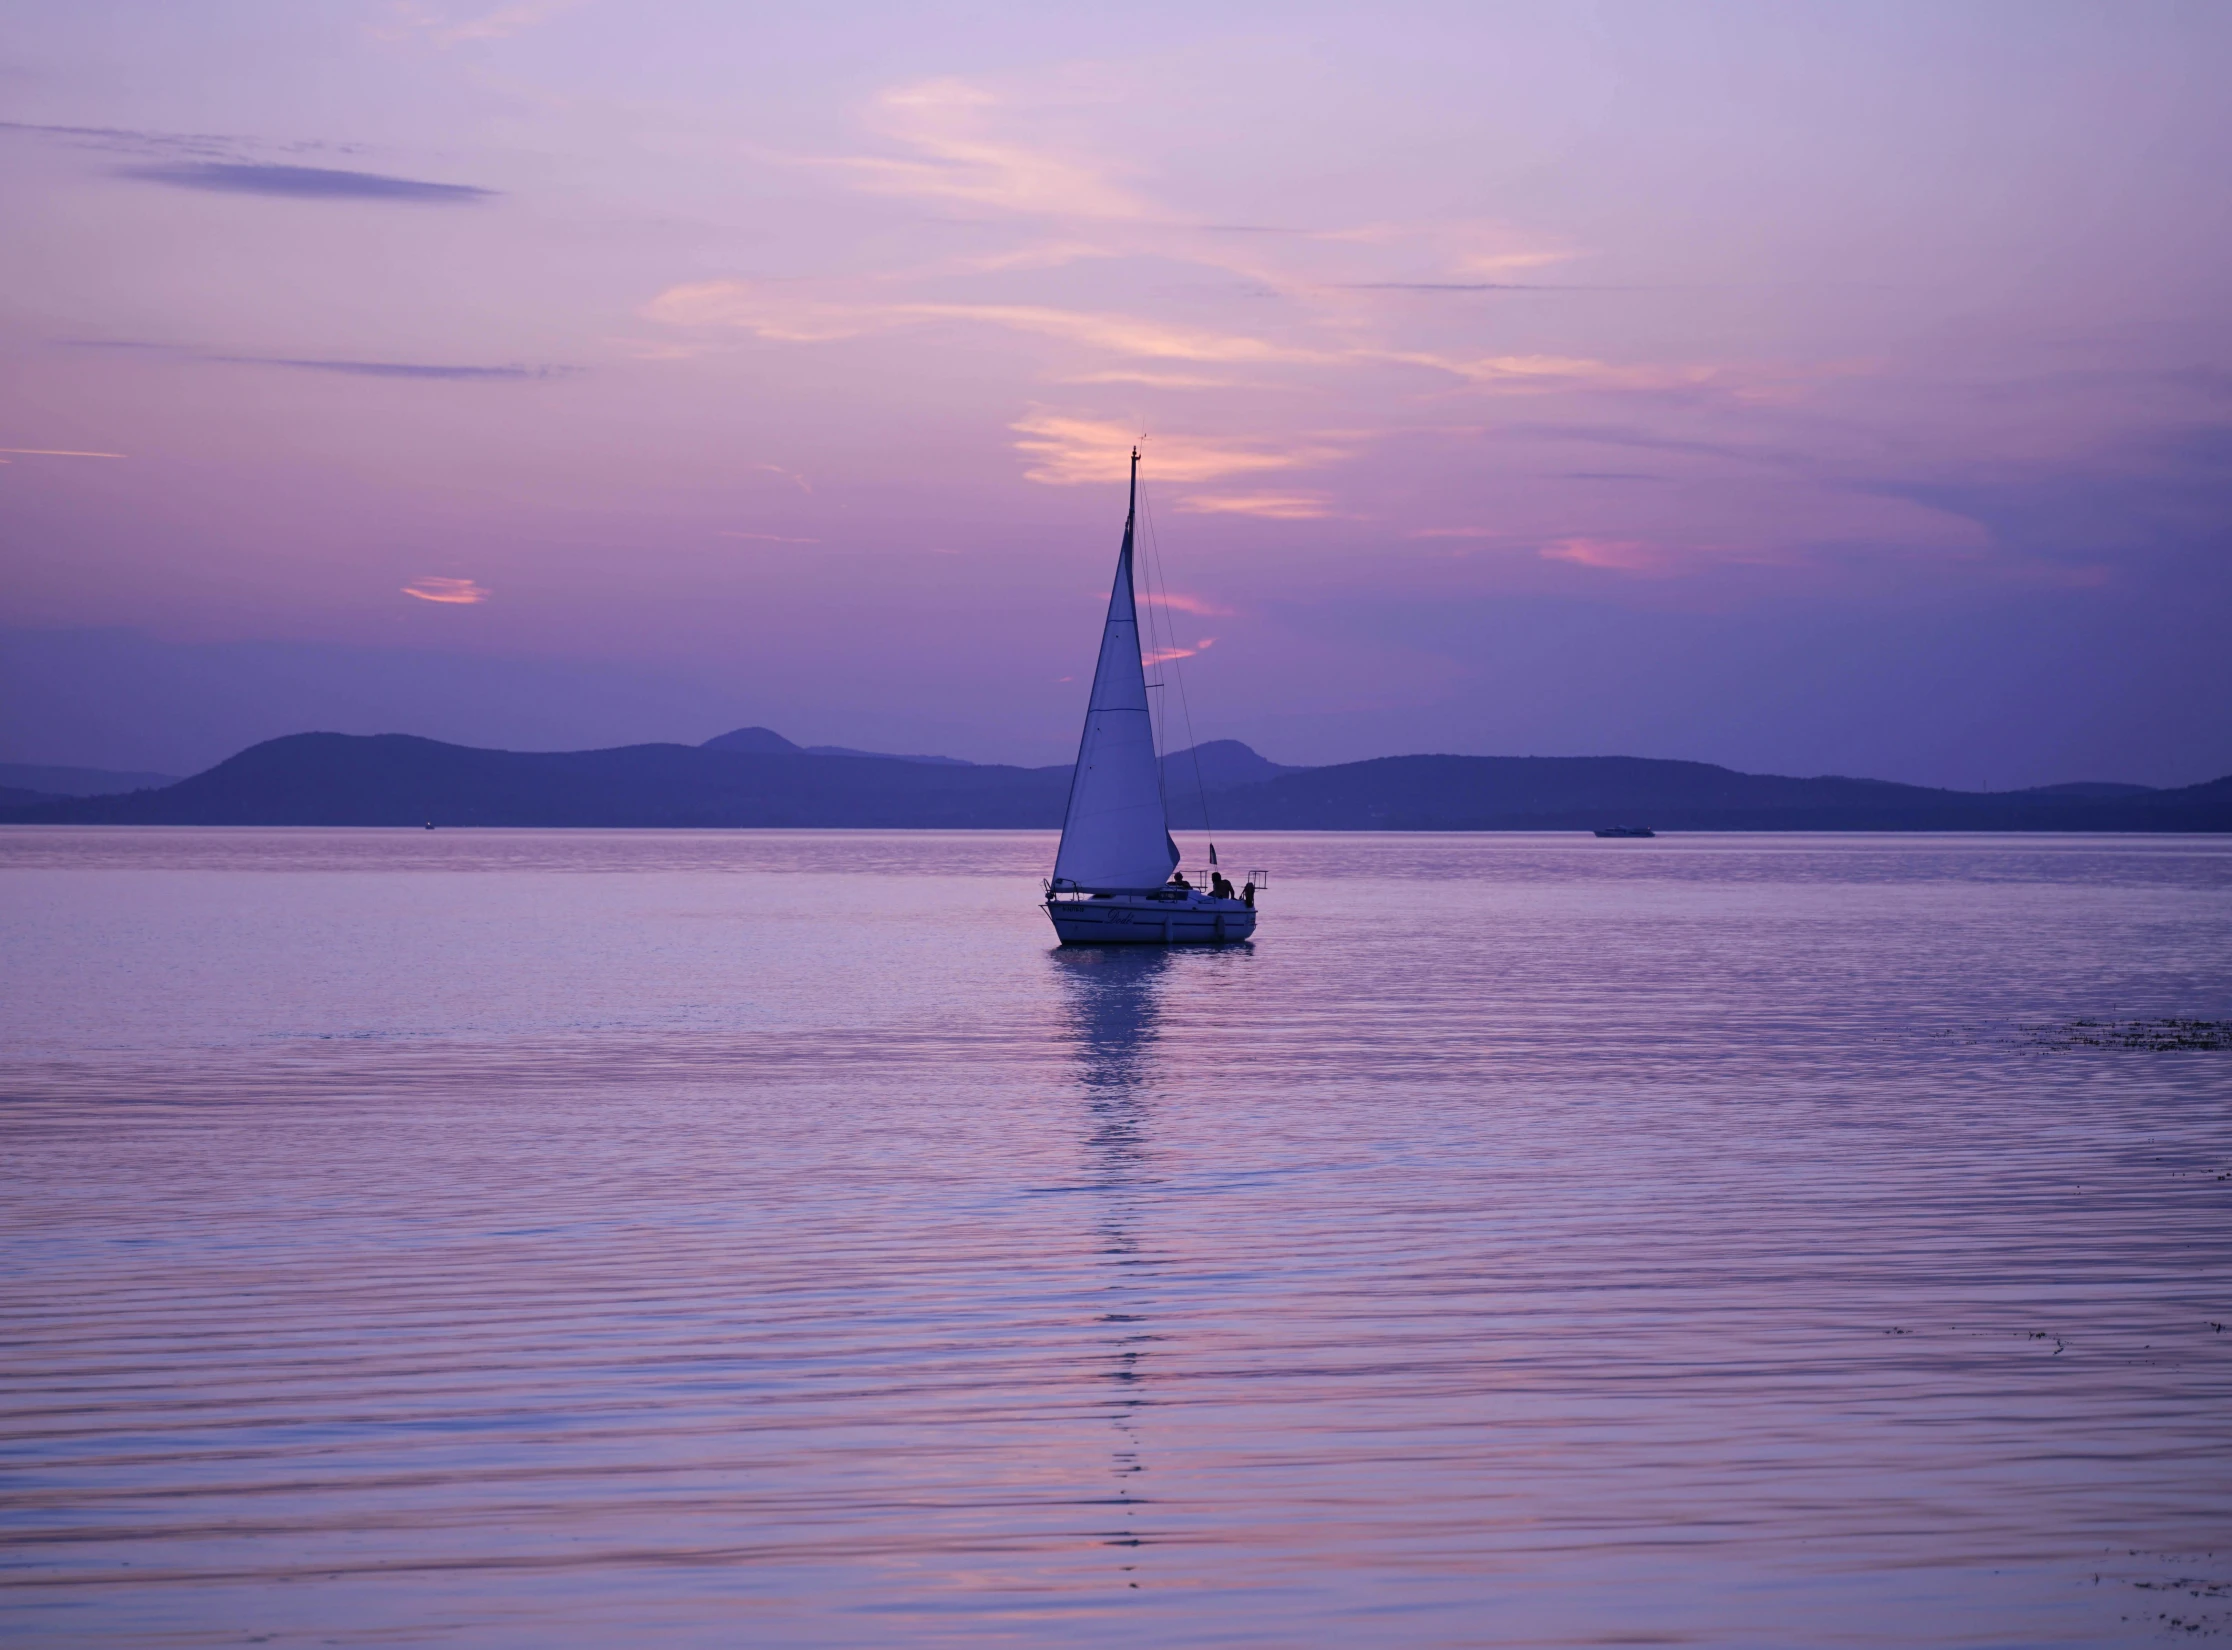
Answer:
[{"left": 3, "top": 829, "right": 2229, "bottom": 1646}]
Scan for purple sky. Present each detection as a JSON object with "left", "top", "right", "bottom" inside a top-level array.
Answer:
[{"left": 3, "top": 1, "right": 2228, "bottom": 785}]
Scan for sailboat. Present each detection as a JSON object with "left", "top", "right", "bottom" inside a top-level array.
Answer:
[{"left": 1044, "top": 449, "right": 1259, "bottom": 945}]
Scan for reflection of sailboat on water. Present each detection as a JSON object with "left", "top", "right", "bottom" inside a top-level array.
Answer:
[
  {"left": 1060, "top": 946, "right": 1170, "bottom": 1092},
  {"left": 1054, "top": 946, "right": 1175, "bottom": 1570},
  {"left": 1044, "top": 449, "right": 1260, "bottom": 946}
]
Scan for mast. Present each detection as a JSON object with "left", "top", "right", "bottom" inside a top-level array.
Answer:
[{"left": 1050, "top": 447, "right": 1180, "bottom": 892}]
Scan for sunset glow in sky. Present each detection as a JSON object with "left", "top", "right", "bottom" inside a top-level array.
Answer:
[{"left": 3, "top": 1, "right": 2228, "bottom": 783}]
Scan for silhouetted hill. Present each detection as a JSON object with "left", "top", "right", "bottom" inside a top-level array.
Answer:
[
  {"left": 9, "top": 734, "right": 1070, "bottom": 828},
  {"left": 0, "top": 761, "right": 180, "bottom": 796},
  {"left": 699, "top": 726, "right": 802, "bottom": 755},
  {"left": 702, "top": 726, "right": 981, "bottom": 766},
  {"left": 693, "top": 727, "right": 1257, "bottom": 776},
  {"left": 1195, "top": 755, "right": 2232, "bottom": 831},
  {"left": 1162, "top": 739, "right": 1307, "bottom": 828},
  {"left": 1174, "top": 739, "right": 1300, "bottom": 788},
  {"left": 2012, "top": 781, "right": 2158, "bottom": 799},
  {"left": 2146, "top": 774, "right": 2232, "bottom": 817},
  {"left": 6, "top": 734, "right": 2225, "bottom": 831},
  {"left": 803, "top": 745, "right": 974, "bottom": 765}
]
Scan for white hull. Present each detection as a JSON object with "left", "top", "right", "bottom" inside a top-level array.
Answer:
[{"left": 1045, "top": 892, "right": 1257, "bottom": 946}]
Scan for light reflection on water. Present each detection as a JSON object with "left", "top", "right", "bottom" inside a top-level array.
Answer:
[
  {"left": 1058, "top": 948, "right": 1168, "bottom": 1579},
  {"left": 2, "top": 828, "right": 2229, "bottom": 1647}
]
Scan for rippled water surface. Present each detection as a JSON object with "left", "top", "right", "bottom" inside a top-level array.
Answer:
[{"left": 4, "top": 828, "right": 2230, "bottom": 1647}]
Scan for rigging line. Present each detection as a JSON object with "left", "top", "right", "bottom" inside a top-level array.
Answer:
[
  {"left": 1137, "top": 469, "right": 1215, "bottom": 854},
  {"left": 1134, "top": 467, "right": 1167, "bottom": 738},
  {"left": 1138, "top": 475, "right": 1202, "bottom": 767},
  {"left": 1132, "top": 447, "right": 1173, "bottom": 814}
]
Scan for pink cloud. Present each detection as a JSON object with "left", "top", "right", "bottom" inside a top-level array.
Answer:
[
  {"left": 1539, "top": 538, "right": 1670, "bottom": 573},
  {"left": 402, "top": 576, "right": 490, "bottom": 604},
  {"left": 1175, "top": 492, "right": 1332, "bottom": 520},
  {"left": 1011, "top": 415, "right": 1344, "bottom": 486},
  {"left": 1145, "top": 637, "right": 1216, "bottom": 665}
]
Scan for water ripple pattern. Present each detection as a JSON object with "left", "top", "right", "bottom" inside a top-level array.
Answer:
[{"left": 3, "top": 829, "right": 2229, "bottom": 1646}]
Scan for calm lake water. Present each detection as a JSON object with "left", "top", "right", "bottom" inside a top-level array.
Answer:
[{"left": 4, "top": 828, "right": 2229, "bottom": 1648}]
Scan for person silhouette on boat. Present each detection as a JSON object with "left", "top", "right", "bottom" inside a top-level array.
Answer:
[
  {"left": 1241, "top": 880, "right": 1255, "bottom": 908},
  {"left": 1169, "top": 872, "right": 1191, "bottom": 891},
  {"left": 1210, "top": 871, "right": 1234, "bottom": 900}
]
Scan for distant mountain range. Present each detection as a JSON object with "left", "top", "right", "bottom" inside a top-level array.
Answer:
[
  {"left": 700, "top": 726, "right": 975, "bottom": 766},
  {"left": 0, "top": 761, "right": 182, "bottom": 809},
  {"left": 696, "top": 724, "right": 1297, "bottom": 786},
  {"left": 5, "top": 728, "right": 2227, "bottom": 831}
]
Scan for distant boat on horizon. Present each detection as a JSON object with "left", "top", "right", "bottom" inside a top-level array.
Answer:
[
  {"left": 1044, "top": 449, "right": 1258, "bottom": 945},
  {"left": 1594, "top": 826, "right": 1656, "bottom": 838}
]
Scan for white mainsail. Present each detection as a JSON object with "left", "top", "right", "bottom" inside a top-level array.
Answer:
[{"left": 1051, "top": 449, "right": 1179, "bottom": 893}]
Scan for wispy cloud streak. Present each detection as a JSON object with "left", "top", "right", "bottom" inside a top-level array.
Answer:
[
  {"left": 645, "top": 279, "right": 1768, "bottom": 402},
  {"left": 120, "top": 163, "right": 494, "bottom": 201},
  {"left": 61, "top": 340, "right": 565, "bottom": 380},
  {"left": 213, "top": 356, "right": 561, "bottom": 379},
  {"left": 0, "top": 120, "right": 246, "bottom": 160},
  {"left": 802, "top": 79, "right": 1147, "bottom": 220},
  {"left": 1011, "top": 415, "right": 1346, "bottom": 486},
  {"left": 644, "top": 281, "right": 1323, "bottom": 365},
  {"left": 1176, "top": 493, "right": 1334, "bottom": 520},
  {"left": 402, "top": 577, "right": 489, "bottom": 604}
]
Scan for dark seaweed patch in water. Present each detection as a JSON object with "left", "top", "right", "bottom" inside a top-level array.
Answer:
[
  {"left": 2021, "top": 1018, "right": 2232, "bottom": 1051},
  {"left": 2115, "top": 1557, "right": 2231, "bottom": 1639}
]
